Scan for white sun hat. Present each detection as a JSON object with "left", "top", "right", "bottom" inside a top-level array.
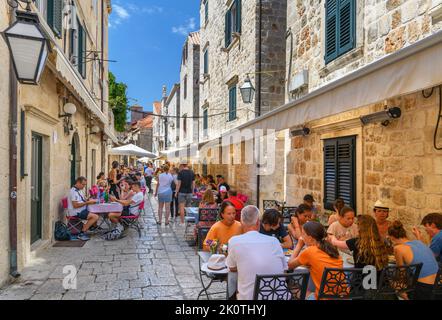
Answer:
[{"left": 207, "top": 254, "right": 227, "bottom": 271}]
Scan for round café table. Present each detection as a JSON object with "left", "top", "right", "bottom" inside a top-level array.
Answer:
[{"left": 88, "top": 202, "right": 123, "bottom": 229}]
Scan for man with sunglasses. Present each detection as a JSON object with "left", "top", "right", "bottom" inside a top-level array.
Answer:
[{"left": 68, "top": 177, "right": 99, "bottom": 241}]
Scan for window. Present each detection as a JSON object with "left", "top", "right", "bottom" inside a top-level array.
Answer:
[
  {"left": 204, "top": 0, "right": 209, "bottom": 24},
  {"left": 184, "top": 75, "right": 188, "bottom": 99},
  {"left": 325, "top": 0, "right": 356, "bottom": 63},
  {"left": 225, "top": 0, "right": 242, "bottom": 47},
  {"left": 228, "top": 86, "right": 237, "bottom": 122},
  {"left": 183, "top": 114, "right": 188, "bottom": 139},
  {"left": 323, "top": 136, "right": 356, "bottom": 211},
  {"left": 182, "top": 42, "right": 188, "bottom": 64},
  {"left": 203, "top": 109, "right": 208, "bottom": 132},
  {"left": 77, "top": 20, "right": 87, "bottom": 78},
  {"left": 46, "top": 0, "right": 63, "bottom": 38},
  {"left": 203, "top": 49, "right": 209, "bottom": 74}
]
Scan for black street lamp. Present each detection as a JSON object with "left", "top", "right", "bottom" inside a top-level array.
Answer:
[
  {"left": 240, "top": 75, "right": 256, "bottom": 104},
  {"left": 2, "top": 1, "right": 50, "bottom": 85}
]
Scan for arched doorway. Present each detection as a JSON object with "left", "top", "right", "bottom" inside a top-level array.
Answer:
[{"left": 70, "top": 132, "right": 81, "bottom": 186}]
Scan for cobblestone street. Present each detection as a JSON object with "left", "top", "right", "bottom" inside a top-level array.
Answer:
[{"left": 0, "top": 196, "right": 223, "bottom": 300}]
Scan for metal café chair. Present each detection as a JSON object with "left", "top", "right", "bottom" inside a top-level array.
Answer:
[
  {"left": 318, "top": 268, "right": 367, "bottom": 300},
  {"left": 374, "top": 263, "right": 423, "bottom": 300},
  {"left": 281, "top": 206, "right": 297, "bottom": 227},
  {"left": 253, "top": 271, "right": 310, "bottom": 300},
  {"left": 263, "top": 200, "right": 279, "bottom": 210},
  {"left": 197, "top": 227, "right": 227, "bottom": 300},
  {"left": 194, "top": 208, "right": 219, "bottom": 252},
  {"left": 432, "top": 263, "right": 442, "bottom": 300},
  {"left": 120, "top": 201, "right": 145, "bottom": 238}
]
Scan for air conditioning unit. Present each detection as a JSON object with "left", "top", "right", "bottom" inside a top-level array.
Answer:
[
  {"left": 65, "top": 4, "right": 78, "bottom": 31},
  {"left": 289, "top": 70, "right": 309, "bottom": 93}
]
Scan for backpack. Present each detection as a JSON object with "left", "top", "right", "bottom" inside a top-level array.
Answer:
[
  {"left": 54, "top": 221, "right": 71, "bottom": 241},
  {"left": 103, "top": 224, "right": 125, "bottom": 241}
]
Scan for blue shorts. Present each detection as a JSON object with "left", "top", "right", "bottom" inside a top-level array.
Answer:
[
  {"left": 158, "top": 190, "right": 173, "bottom": 203},
  {"left": 76, "top": 209, "right": 89, "bottom": 220}
]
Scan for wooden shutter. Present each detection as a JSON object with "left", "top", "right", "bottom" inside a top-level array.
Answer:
[
  {"left": 225, "top": 10, "right": 232, "bottom": 47},
  {"left": 324, "top": 136, "right": 356, "bottom": 211},
  {"left": 324, "top": 139, "right": 337, "bottom": 210},
  {"left": 203, "top": 109, "right": 208, "bottom": 130},
  {"left": 229, "top": 86, "right": 237, "bottom": 121},
  {"left": 78, "top": 22, "right": 86, "bottom": 78},
  {"left": 236, "top": 0, "right": 242, "bottom": 33},
  {"left": 338, "top": 0, "right": 355, "bottom": 55},
  {"left": 47, "top": 0, "right": 63, "bottom": 38},
  {"left": 204, "top": 50, "right": 209, "bottom": 74},
  {"left": 325, "top": 0, "right": 338, "bottom": 63}
]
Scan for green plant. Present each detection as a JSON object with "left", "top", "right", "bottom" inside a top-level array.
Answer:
[{"left": 108, "top": 71, "right": 129, "bottom": 132}]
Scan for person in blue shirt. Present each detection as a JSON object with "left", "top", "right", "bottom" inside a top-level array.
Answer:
[{"left": 413, "top": 213, "right": 442, "bottom": 262}]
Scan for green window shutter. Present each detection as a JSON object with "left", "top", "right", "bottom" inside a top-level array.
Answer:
[
  {"left": 325, "top": 0, "right": 338, "bottom": 63},
  {"left": 203, "top": 109, "right": 208, "bottom": 130},
  {"left": 47, "top": 0, "right": 63, "bottom": 38},
  {"left": 338, "top": 0, "right": 356, "bottom": 56},
  {"left": 323, "top": 139, "right": 338, "bottom": 210},
  {"left": 236, "top": 0, "right": 242, "bottom": 33},
  {"left": 205, "top": 0, "right": 209, "bottom": 23},
  {"left": 228, "top": 86, "right": 237, "bottom": 121},
  {"left": 225, "top": 10, "right": 231, "bottom": 47},
  {"left": 204, "top": 50, "right": 209, "bottom": 74},
  {"left": 78, "top": 22, "right": 86, "bottom": 78},
  {"left": 323, "top": 136, "right": 356, "bottom": 211}
]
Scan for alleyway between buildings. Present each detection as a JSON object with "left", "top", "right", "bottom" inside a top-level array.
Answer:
[{"left": 0, "top": 196, "right": 223, "bottom": 300}]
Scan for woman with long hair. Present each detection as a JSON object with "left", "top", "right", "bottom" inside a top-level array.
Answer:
[
  {"left": 108, "top": 161, "right": 120, "bottom": 198},
  {"left": 330, "top": 215, "right": 389, "bottom": 270},
  {"left": 328, "top": 198, "right": 346, "bottom": 226},
  {"left": 388, "top": 221, "right": 439, "bottom": 300},
  {"left": 155, "top": 165, "right": 174, "bottom": 226},
  {"left": 288, "top": 204, "right": 312, "bottom": 242},
  {"left": 288, "top": 221, "right": 343, "bottom": 299},
  {"left": 199, "top": 189, "right": 218, "bottom": 209}
]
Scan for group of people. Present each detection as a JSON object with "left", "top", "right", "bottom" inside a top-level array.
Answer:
[
  {"left": 202, "top": 195, "right": 442, "bottom": 300},
  {"left": 65, "top": 161, "right": 147, "bottom": 241}
]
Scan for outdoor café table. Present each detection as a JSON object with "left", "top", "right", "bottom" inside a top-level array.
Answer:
[{"left": 88, "top": 202, "right": 123, "bottom": 229}]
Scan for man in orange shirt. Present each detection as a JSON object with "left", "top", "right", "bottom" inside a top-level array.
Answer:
[{"left": 204, "top": 201, "right": 243, "bottom": 252}]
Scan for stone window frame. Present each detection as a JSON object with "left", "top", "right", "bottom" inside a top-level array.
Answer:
[
  {"left": 226, "top": 75, "right": 239, "bottom": 123},
  {"left": 319, "top": 0, "right": 365, "bottom": 78},
  {"left": 223, "top": 0, "right": 242, "bottom": 52},
  {"left": 203, "top": 42, "right": 210, "bottom": 77}
]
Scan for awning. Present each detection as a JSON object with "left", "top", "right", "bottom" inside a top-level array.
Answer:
[
  {"left": 109, "top": 144, "right": 157, "bottom": 158},
  {"left": 233, "top": 31, "right": 442, "bottom": 133}
]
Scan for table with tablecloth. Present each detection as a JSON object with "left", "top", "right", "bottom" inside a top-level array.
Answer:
[{"left": 88, "top": 203, "right": 123, "bottom": 229}]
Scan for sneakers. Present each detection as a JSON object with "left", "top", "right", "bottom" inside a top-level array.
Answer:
[{"left": 77, "top": 232, "right": 90, "bottom": 241}]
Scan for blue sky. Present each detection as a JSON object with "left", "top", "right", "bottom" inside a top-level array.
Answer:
[{"left": 109, "top": 0, "right": 200, "bottom": 113}]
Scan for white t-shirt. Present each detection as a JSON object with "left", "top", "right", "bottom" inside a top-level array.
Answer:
[
  {"left": 158, "top": 173, "right": 174, "bottom": 194},
  {"left": 67, "top": 187, "right": 87, "bottom": 217},
  {"left": 226, "top": 231, "right": 287, "bottom": 300},
  {"left": 129, "top": 192, "right": 144, "bottom": 215},
  {"left": 144, "top": 167, "right": 154, "bottom": 177}
]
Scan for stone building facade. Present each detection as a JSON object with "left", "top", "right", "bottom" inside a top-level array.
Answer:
[
  {"left": 0, "top": 0, "right": 116, "bottom": 287},
  {"left": 198, "top": 0, "right": 287, "bottom": 140},
  {"left": 275, "top": 0, "right": 442, "bottom": 223},
  {"left": 165, "top": 84, "right": 181, "bottom": 150},
  {"left": 179, "top": 32, "right": 200, "bottom": 147}
]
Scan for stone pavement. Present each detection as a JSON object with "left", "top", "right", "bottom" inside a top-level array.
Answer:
[{"left": 0, "top": 196, "right": 226, "bottom": 300}]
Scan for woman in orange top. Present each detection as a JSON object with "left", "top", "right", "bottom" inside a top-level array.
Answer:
[
  {"left": 288, "top": 221, "right": 343, "bottom": 300},
  {"left": 203, "top": 201, "right": 243, "bottom": 252}
]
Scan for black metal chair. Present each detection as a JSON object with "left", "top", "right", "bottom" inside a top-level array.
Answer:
[
  {"left": 432, "top": 263, "right": 442, "bottom": 300},
  {"left": 194, "top": 208, "right": 219, "bottom": 252},
  {"left": 281, "top": 206, "right": 297, "bottom": 227},
  {"left": 318, "top": 268, "right": 367, "bottom": 300},
  {"left": 253, "top": 271, "right": 310, "bottom": 300},
  {"left": 263, "top": 200, "right": 280, "bottom": 210},
  {"left": 375, "top": 263, "right": 423, "bottom": 300},
  {"left": 197, "top": 227, "right": 211, "bottom": 251}
]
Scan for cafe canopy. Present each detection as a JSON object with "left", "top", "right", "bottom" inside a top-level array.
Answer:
[{"left": 109, "top": 144, "right": 157, "bottom": 158}]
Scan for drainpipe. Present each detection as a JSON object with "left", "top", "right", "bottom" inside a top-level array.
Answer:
[
  {"left": 8, "top": 6, "right": 20, "bottom": 279},
  {"left": 256, "top": 0, "right": 263, "bottom": 208}
]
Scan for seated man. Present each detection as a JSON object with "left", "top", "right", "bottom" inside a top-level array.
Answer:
[
  {"left": 68, "top": 177, "right": 99, "bottom": 241},
  {"left": 224, "top": 189, "right": 245, "bottom": 221},
  {"left": 109, "top": 181, "right": 144, "bottom": 224},
  {"left": 226, "top": 206, "right": 287, "bottom": 300},
  {"left": 413, "top": 212, "right": 442, "bottom": 262},
  {"left": 203, "top": 201, "right": 243, "bottom": 251},
  {"left": 259, "top": 209, "right": 293, "bottom": 249},
  {"left": 135, "top": 172, "right": 147, "bottom": 190}
]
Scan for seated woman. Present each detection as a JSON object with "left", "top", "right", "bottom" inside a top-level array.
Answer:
[
  {"left": 216, "top": 186, "right": 229, "bottom": 205},
  {"left": 203, "top": 201, "right": 243, "bottom": 252},
  {"left": 328, "top": 198, "right": 345, "bottom": 226},
  {"left": 288, "top": 221, "right": 343, "bottom": 300},
  {"left": 119, "top": 178, "right": 134, "bottom": 201},
  {"left": 108, "top": 181, "right": 144, "bottom": 224},
  {"left": 330, "top": 215, "right": 389, "bottom": 271},
  {"left": 199, "top": 189, "right": 218, "bottom": 209},
  {"left": 260, "top": 209, "right": 293, "bottom": 249},
  {"left": 327, "top": 206, "right": 359, "bottom": 253},
  {"left": 388, "top": 221, "right": 439, "bottom": 300},
  {"left": 288, "top": 204, "right": 312, "bottom": 243}
]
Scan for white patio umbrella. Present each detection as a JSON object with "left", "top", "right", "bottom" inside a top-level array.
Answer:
[{"left": 109, "top": 144, "right": 157, "bottom": 158}]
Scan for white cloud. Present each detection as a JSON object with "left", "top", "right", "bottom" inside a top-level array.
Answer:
[
  {"left": 111, "top": 4, "right": 130, "bottom": 27},
  {"left": 172, "top": 18, "right": 197, "bottom": 36},
  {"left": 110, "top": 3, "right": 163, "bottom": 28}
]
